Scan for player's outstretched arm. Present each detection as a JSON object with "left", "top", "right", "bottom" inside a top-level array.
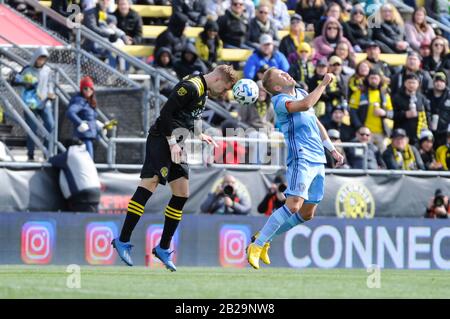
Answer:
[{"left": 286, "top": 73, "right": 334, "bottom": 113}]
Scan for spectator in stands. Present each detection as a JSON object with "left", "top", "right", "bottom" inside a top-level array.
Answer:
[
  {"left": 48, "top": 0, "right": 82, "bottom": 39},
  {"left": 287, "top": 42, "right": 314, "bottom": 90},
  {"left": 422, "top": 36, "right": 450, "bottom": 77},
  {"left": 268, "top": 0, "right": 290, "bottom": 30},
  {"left": 425, "top": 0, "right": 450, "bottom": 40},
  {"left": 418, "top": 129, "right": 443, "bottom": 170},
  {"left": 393, "top": 73, "right": 431, "bottom": 146},
  {"left": 279, "top": 14, "right": 305, "bottom": 59},
  {"left": 419, "top": 40, "right": 432, "bottom": 59},
  {"left": 200, "top": 174, "right": 251, "bottom": 214},
  {"left": 312, "top": 17, "right": 353, "bottom": 63},
  {"left": 342, "top": 5, "right": 372, "bottom": 52},
  {"left": 114, "top": 0, "right": 143, "bottom": 45},
  {"left": 436, "top": 126, "right": 450, "bottom": 170},
  {"left": 195, "top": 20, "right": 223, "bottom": 69},
  {"left": 322, "top": 55, "right": 349, "bottom": 118},
  {"left": 383, "top": 128, "right": 425, "bottom": 170},
  {"left": 239, "top": 80, "right": 275, "bottom": 164},
  {"left": 295, "top": 0, "right": 326, "bottom": 32},
  {"left": 315, "top": 2, "right": 343, "bottom": 37},
  {"left": 172, "top": 0, "right": 208, "bottom": 27},
  {"left": 405, "top": 7, "right": 436, "bottom": 52},
  {"left": 346, "top": 127, "right": 386, "bottom": 169},
  {"left": 218, "top": 0, "right": 250, "bottom": 49},
  {"left": 49, "top": 140, "right": 101, "bottom": 212},
  {"left": 173, "top": 43, "right": 208, "bottom": 79},
  {"left": 214, "top": 119, "right": 246, "bottom": 164},
  {"left": 82, "top": 0, "right": 119, "bottom": 58},
  {"left": 332, "top": 41, "right": 356, "bottom": 76},
  {"left": 246, "top": 3, "right": 279, "bottom": 50},
  {"left": 391, "top": 51, "right": 433, "bottom": 97},
  {"left": 325, "top": 129, "right": 348, "bottom": 168},
  {"left": 257, "top": 174, "right": 286, "bottom": 216},
  {"left": 427, "top": 72, "right": 450, "bottom": 147},
  {"left": 12, "top": 47, "right": 55, "bottom": 161},
  {"left": 205, "top": 0, "right": 226, "bottom": 20},
  {"left": 222, "top": 0, "right": 256, "bottom": 20},
  {"left": 307, "top": 58, "right": 328, "bottom": 118},
  {"left": 66, "top": 76, "right": 103, "bottom": 159},
  {"left": 243, "top": 34, "right": 289, "bottom": 80},
  {"left": 392, "top": 74, "right": 431, "bottom": 145},
  {"left": 364, "top": 41, "right": 392, "bottom": 83},
  {"left": 348, "top": 60, "right": 371, "bottom": 97},
  {"left": 425, "top": 189, "right": 449, "bottom": 218},
  {"left": 323, "top": 105, "right": 354, "bottom": 142},
  {"left": 153, "top": 47, "right": 177, "bottom": 96},
  {"left": 349, "top": 68, "right": 393, "bottom": 152},
  {"left": 372, "top": 3, "right": 409, "bottom": 54},
  {"left": 155, "top": 12, "right": 188, "bottom": 59}
]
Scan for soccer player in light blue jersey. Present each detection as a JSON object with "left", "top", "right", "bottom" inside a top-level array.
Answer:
[{"left": 247, "top": 68, "right": 344, "bottom": 269}]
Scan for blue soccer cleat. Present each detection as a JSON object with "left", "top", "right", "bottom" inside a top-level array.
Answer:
[
  {"left": 111, "top": 238, "right": 134, "bottom": 266},
  {"left": 152, "top": 245, "right": 177, "bottom": 272}
]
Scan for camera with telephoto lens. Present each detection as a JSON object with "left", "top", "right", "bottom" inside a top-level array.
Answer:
[
  {"left": 223, "top": 185, "right": 235, "bottom": 197},
  {"left": 434, "top": 189, "right": 445, "bottom": 207}
]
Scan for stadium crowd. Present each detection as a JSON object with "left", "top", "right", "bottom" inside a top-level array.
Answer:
[{"left": 5, "top": 0, "right": 450, "bottom": 171}]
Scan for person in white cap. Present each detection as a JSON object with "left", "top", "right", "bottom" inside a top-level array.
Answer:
[
  {"left": 418, "top": 129, "right": 442, "bottom": 170},
  {"left": 243, "top": 34, "right": 289, "bottom": 80}
]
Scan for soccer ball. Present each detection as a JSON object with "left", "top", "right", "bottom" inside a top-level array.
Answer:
[{"left": 232, "top": 79, "right": 259, "bottom": 106}]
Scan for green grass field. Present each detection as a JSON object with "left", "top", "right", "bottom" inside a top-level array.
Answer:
[{"left": 0, "top": 265, "right": 448, "bottom": 299}]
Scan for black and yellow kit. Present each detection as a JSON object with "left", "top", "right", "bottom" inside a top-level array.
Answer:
[{"left": 141, "top": 73, "right": 208, "bottom": 184}]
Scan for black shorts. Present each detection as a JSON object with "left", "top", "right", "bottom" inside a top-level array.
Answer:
[{"left": 140, "top": 134, "right": 189, "bottom": 185}]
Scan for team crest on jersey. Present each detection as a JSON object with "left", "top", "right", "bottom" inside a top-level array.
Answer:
[
  {"left": 177, "top": 87, "right": 187, "bottom": 96},
  {"left": 335, "top": 182, "right": 375, "bottom": 219},
  {"left": 160, "top": 167, "right": 168, "bottom": 178}
]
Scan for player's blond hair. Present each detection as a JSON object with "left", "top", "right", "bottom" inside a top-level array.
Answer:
[
  {"left": 261, "top": 67, "right": 279, "bottom": 95},
  {"left": 214, "top": 64, "right": 239, "bottom": 86}
]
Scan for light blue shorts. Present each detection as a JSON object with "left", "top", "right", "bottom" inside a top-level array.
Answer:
[{"left": 285, "top": 159, "right": 325, "bottom": 204}]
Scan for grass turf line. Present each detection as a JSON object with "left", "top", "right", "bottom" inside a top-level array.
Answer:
[{"left": 0, "top": 265, "right": 448, "bottom": 299}]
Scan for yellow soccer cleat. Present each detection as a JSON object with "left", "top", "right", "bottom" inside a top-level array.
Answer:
[
  {"left": 251, "top": 232, "right": 271, "bottom": 265},
  {"left": 261, "top": 242, "right": 271, "bottom": 265},
  {"left": 247, "top": 243, "right": 263, "bottom": 269}
]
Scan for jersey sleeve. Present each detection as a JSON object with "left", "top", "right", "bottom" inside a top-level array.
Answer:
[{"left": 273, "top": 94, "right": 291, "bottom": 117}]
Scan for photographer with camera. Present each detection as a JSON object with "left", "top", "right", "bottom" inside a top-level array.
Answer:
[
  {"left": 257, "top": 174, "right": 287, "bottom": 216},
  {"left": 200, "top": 174, "right": 251, "bottom": 215},
  {"left": 425, "top": 189, "right": 450, "bottom": 219}
]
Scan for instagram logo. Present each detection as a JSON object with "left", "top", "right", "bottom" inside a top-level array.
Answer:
[
  {"left": 219, "top": 224, "right": 251, "bottom": 268},
  {"left": 146, "top": 224, "right": 178, "bottom": 268},
  {"left": 21, "top": 221, "right": 55, "bottom": 264},
  {"left": 85, "top": 222, "right": 118, "bottom": 265}
]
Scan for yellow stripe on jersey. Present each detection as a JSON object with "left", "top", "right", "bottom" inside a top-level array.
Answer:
[{"left": 188, "top": 77, "right": 204, "bottom": 96}]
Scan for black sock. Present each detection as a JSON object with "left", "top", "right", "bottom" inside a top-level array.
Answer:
[
  {"left": 119, "top": 186, "right": 152, "bottom": 242},
  {"left": 159, "top": 195, "right": 188, "bottom": 249}
]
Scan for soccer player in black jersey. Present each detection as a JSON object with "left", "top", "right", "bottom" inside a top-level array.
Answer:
[{"left": 112, "top": 65, "right": 238, "bottom": 271}]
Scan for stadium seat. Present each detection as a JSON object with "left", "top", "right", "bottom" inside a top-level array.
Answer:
[{"left": 355, "top": 53, "right": 407, "bottom": 66}]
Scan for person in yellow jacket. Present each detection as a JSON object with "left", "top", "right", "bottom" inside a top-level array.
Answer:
[
  {"left": 349, "top": 68, "right": 393, "bottom": 152},
  {"left": 195, "top": 20, "right": 223, "bottom": 69},
  {"left": 436, "top": 126, "right": 450, "bottom": 170}
]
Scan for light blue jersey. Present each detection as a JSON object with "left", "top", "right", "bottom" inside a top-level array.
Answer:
[
  {"left": 273, "top": 88, "right": 326, "bottom": 203},
  {"left": 272, "top": 88, "right": 326, "bottom": 165}
]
